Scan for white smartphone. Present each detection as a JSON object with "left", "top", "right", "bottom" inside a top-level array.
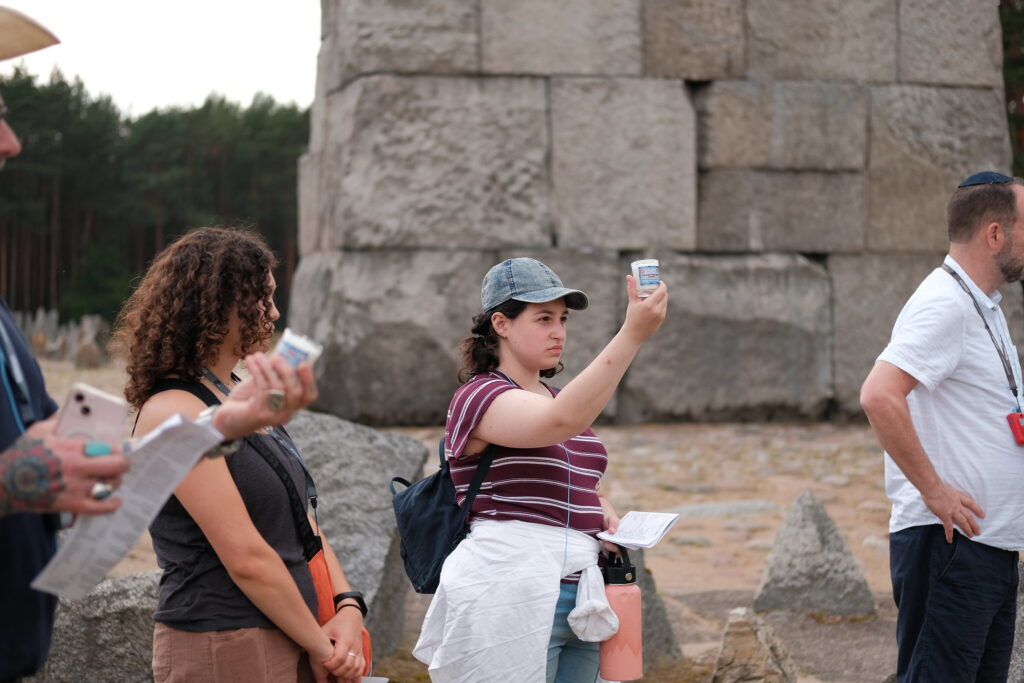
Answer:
[{"left": 54, "top": 383, "right": 129, "bottom": 444}]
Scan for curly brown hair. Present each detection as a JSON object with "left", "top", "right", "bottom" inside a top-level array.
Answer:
[{"left": 112, "top": 227, "right": 278, "bottom": 408}]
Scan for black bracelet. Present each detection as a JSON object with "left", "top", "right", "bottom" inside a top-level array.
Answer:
[
  {"left": 333, "top": 591, "right": 367, "bottom": 617},
  {"left": 336, "top": 603, "right": 362, "bottom": 616}
]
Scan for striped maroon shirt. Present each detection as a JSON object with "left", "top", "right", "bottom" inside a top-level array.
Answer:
[{"left": 445, "top": 371, "right": 608, "bottom": 538}]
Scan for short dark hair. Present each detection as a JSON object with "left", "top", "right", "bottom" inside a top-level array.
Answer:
[
  {"left": 947, "top": 178, "right": 1023, "bottom": 243},
  {"left": 457, "top": 299, "right": 563, "bottom": 383}
]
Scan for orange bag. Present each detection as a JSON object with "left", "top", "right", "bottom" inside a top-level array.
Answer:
[
  {"left": 245, "top": 432, "right": 373, "bottom": 677},
  {"left": 308, "top": 548, "right": 373, "bottom": 677}
]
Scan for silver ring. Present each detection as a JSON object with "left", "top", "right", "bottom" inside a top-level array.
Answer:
[
  {"left": 90, "top": 482, "right": 113, "bottom": 501},
  {"left": 347, "top": 651, "right": 358, "bottom": 658},
  {"left": 267, "top": 389, "right": 285, "bottom": 412}
]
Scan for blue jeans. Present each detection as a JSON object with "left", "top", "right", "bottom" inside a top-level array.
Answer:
[
  {"left": 890, "top": 525, "right": 1018, "bottom": 682},
  {"left": 546, "top": 582, "right": 600, "bottom": 683}
]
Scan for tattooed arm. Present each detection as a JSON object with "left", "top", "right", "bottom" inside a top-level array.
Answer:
[{"left": 0, "top": 417, "right": 129, "bottom": 516}]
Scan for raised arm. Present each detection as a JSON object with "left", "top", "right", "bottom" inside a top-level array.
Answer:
[
  {"left": 860, "top": 360, "right": 983, "bottom": 542},
  {"left": 473, "top": 276, "right": 668, "bottom": 450}
]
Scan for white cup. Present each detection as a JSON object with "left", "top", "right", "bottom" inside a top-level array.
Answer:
[
  {"left": 630, "top": 259, "right": 660, "bottom": 298},
  {"left": 273, "top": 328, "right": 323, "bottom": 368}
]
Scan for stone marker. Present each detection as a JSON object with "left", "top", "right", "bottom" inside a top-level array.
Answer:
[
  {"left": 711, "top": 607, "right": 798, "bottom": 683},
  {"left": 26, "top": 571, "right": 160, "bottom": 683},
  {"left": 754, "top": 490, "right": 875, "bottom": 616},
  {"left": 28, "top": 410, "right": 427, "bottom": 681}
]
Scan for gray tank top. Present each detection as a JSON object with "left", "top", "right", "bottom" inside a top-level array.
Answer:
[{"left": 148, "top": 415, "right": 317, "bottom": 631}]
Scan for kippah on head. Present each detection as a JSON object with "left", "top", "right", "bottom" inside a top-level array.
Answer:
[{"left": 958, "top": 171, "right": 1014, "bottom": 188}]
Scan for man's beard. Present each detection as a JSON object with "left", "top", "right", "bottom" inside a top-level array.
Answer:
[{"left": 996, "top": 234, "right": 1024, "bottom": 283}]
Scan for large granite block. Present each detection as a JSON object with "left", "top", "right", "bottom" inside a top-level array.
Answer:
[
  {"left": 481, "top": 0, "right": 642, "bottom": 76},
  {"left": 697, "top": 81, "right": 867, "bottom": 171},
  {"left": 288, "top": 250, "right": 498, "bottom": 425},
  {"left": 698, "top": 169, "right": 866, "bottom": 253},
  {"left": 899, "top": 0, "right": 1002, "bottom": 87},
  {"left": 746, "top": 0, "right": 897, "bottom": 82},
  {"left": 551, "top": 78, "right": 696, "bottom": 250},
  {"left": 642, "top": 0, "right": 744, "bottom": 80},
  {"left": 868, "top": 86, "right": 1012, "bottom": 253},
  {"left": 317, "top": 0, "right": 477, "bottom": 91},
  {"left": 319, "top": 75, "right": 551, "bottom": 249},
  {"left": 620, "top": 254, "right": 832, "bottom": 421},
  {"left": 831, "top": 253, "right": 1024, "bottom": 414},
  {"left": 831, "top": 253, "right": 945, "bottom": 414},
  {"left": 26, "top": 572, "right": 160, "bottom": 683}
]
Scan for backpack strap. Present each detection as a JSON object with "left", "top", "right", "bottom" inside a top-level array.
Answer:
[
  {"left": 246, "top": 433, "right": 323, "bottom": 562},
  {"left": 134, "top": 377, "right": 221, "bottom": 435},
  {"left": 446, "top": 438, "right": 494, "bottom": 533},
  {"left": 149, "top": 377, "right": 220, "bottom": 406}
]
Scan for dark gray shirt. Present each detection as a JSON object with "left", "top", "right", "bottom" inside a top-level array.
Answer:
[{"left": 149, "top": 430, "right": 316, "bottom": 631}]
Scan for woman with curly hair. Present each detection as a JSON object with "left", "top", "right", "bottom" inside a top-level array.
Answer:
[
  {"left": 113, "top": 227, "right": 365, "bottom": 683},
  {"left": 414, "top": 257, "right": 668, "bottom": 683}
]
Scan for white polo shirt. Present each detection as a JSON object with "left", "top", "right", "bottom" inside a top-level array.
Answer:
[{"left": 878, "top": 255, "right": 1024, "bottom": 551}]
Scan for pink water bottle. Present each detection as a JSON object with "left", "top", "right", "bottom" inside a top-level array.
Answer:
[{"left": 600, "top": 546, "right": 643, "bottom": 681}]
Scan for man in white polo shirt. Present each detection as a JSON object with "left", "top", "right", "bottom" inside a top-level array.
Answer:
[{"left": 862, "top": 171, "right": 1024, "bottom": 682}]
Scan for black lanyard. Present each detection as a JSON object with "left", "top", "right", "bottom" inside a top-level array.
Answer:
[
  {"left": 201, "top": 367, "right": 318, "bottom": 503},
  {"left": 942, "top": 264, "right": 1022, "bottom": 411}
]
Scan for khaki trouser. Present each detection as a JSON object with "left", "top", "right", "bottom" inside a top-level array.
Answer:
[{"left": 152, "top": 622, "right": 315, "bottom": 683}]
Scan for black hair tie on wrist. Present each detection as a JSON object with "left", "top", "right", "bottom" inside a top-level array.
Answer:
[{"left": 333, "top": 591, "right": 367, "bottom": 617}]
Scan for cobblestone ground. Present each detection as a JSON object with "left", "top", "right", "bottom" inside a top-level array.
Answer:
[{"left": 41, "top": 361, "right": 896, "bottom": 681}]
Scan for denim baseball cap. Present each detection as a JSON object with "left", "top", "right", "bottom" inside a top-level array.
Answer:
[{"left": 481, "top": 258, "right": 589, "bottom": 312}]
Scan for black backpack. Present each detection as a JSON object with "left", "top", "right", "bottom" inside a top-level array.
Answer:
[{"left": 389, "top": 438, "right": 493, "bottom": 594}]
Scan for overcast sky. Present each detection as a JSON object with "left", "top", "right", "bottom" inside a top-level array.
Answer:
[{"left": 0, "top": 1, "right": 321, "bottom": 115}]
